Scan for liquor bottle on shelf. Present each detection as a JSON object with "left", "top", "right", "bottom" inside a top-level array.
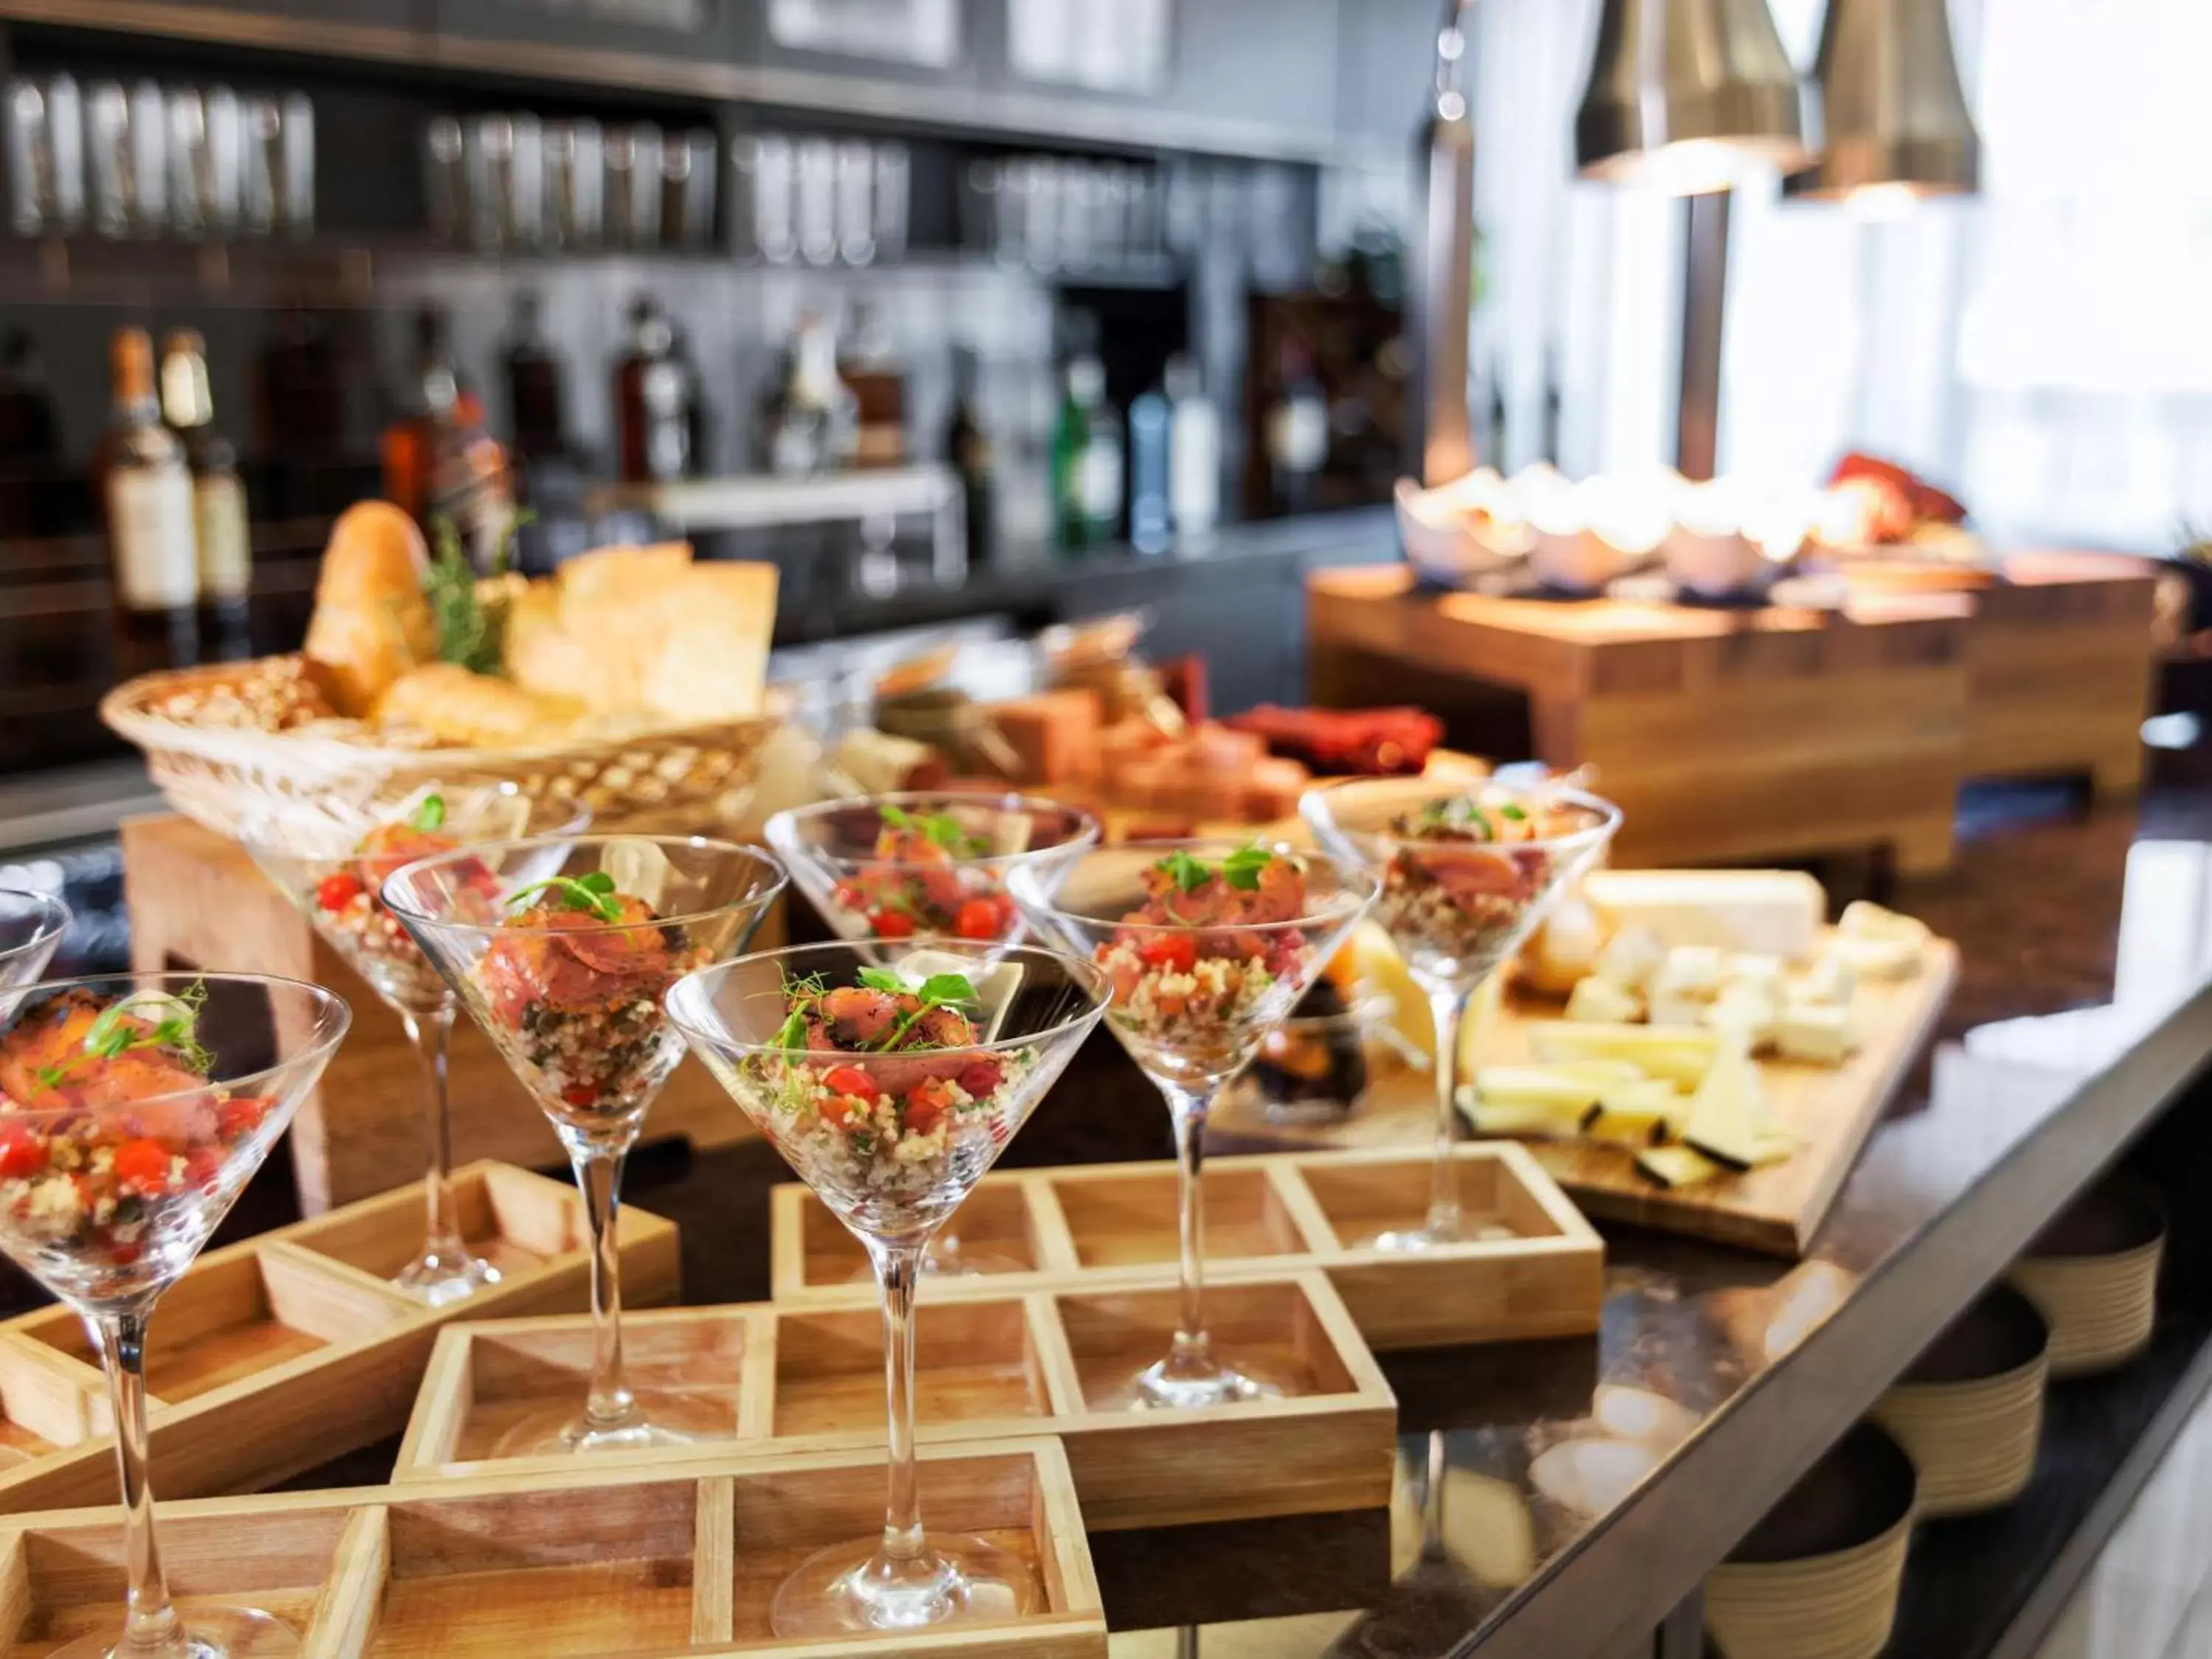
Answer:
[
  {"left": 381, "top": 304, "right": 514, "bottom": 568},
  {"left": 839, "top": 301, "right": 906, "bottom": 470},
  {"left": 1265, "top": 336, "right": 1328, "bottom": 515},
  {"left": 613, "top": 294, "right": 692, "bottom": 484},
  {"left": 1127, "top": 379, "right": 1169, "bottom": 554},
  {"left": 1165, "top": 353, "right": 1219, "bottom": 541},
  {"left": 672, "top": 321, "right": 713, "bottom": 476},
  {"left": 762, "top": 312, "right": 855, "bottom": 478},
  {"left": 502, "top": 290, "right": 568, "bottom": 464},
  {"left": 159, "top": 327, "right": 251, "bottom": 656},
  {"left": 100, "top": 326, "right": 199, "bottom": 672},
  {"left": 943, "top": 345, "right": 992, "bottom": 565},
  {"left": 1051, "top": 349, "right": 1119, "bottom": 549}
]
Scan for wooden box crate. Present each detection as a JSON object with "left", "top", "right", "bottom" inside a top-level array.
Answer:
[
  {"left": 0, "top": 1162, "right": 677, "bottom": 1513},
  {"left": 0, "top": 1440, "right": 1103, "bottom": 1657},
  {"left": 393, "top": 1271, "right": 1394, "bottom": 1531},
  {"left": 770, "top": 1144, "right": 1604, "bottom": 1353}
]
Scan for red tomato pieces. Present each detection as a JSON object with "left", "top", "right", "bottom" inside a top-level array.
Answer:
[
  {"left": 953, "top": 898, "right": 1003, "bottom": 941},
  {"left": 0, "top": 1124, "right": 44, "bottom": 1178},
  {"left": 111, "top": 1138, "right": 172, "bottom": 1194},
  {"left": 869, "top": 910, "right": 917, "bottom": 939},
  {"left": 821, "top": 1065, "right": 880, "bottom": 1102},
  {"left": 1136, "top": 933, "right": 1197, "bottom": 974},
  {"left": 316, "top": 872, "right": 365, "bottom": 912}
]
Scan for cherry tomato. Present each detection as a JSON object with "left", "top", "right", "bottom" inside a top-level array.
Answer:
[
  {"left": 217, "top": 1096, "right": 269, "bottom": 1139},
  {"left": 821, "top": 1065, "right": 880, "bottom": 1102},
  {"left": 1137, "top": 933, "right": 1197, "bottom": 975},
  {"left": 316, "top": 872, "right": 365, "bottom": 912},
  {"left": 870, "top": 910, "right": 917, "bottom": 939},
  {"left": 183, "top": 1148, "right": 225, "bottom": 1192},
  {"left": 956, "top": 1059, "right": 1003, "bottom": 1097},
  {"left": 0, "top": 1124, "right": 44, "bottom": 1179},
  {"left": 953, "top": 899, "right": 1002, "bottom": 942},
  {"left": 111, "top": 1138, "right": 173, "bottom": 1194},
  {"left": 562, "top": 1084, "right": 598, "bottom": 1110},
  {"left": 822, "top": 1093, "right": 871, "bottom": 1129},
  {"left": 903, "top": 1080, "right": 952, "bottom": 1136}
]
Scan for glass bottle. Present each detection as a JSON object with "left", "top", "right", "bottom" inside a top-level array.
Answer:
[
  {"left": 100, "top": 326, "right": 199, "bottom": 672},
  {"left": 159, "top": 328, "right": 251, "bottom": 655},
  {"left": 944, "top": 345, "right": 992, "bottom": 565},
  {"left": 503, "top": 290, "right": 568, "bottom": 464},
  {"left": 839, "top": 300, "right": 906, "bottom": 470},
  {"left": 1165, "top": 353, "right": 1220, "bottom": 540},
  {"left": 613, "top": 294, "right": 691, "bottom": 484},
  {"left": 382, "top": 305, "right": 514, "bottom": 567}
]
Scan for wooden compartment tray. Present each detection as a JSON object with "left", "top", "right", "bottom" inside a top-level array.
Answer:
[
  {"left": 393, "top": 1270, "right": 1394, "bottom": 1531},
  {"left": 0, "top": 1161, "right": 677, "bottom": 1514},
  {"left": 0, "top": 1439, "right": 1102, "bottom": 1657},
  {"left": 768, "top": 1144, "right": 1604, "bottom": 1353}
]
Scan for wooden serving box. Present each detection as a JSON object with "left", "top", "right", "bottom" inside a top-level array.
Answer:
[
  {"left": 769, "top": 1145, "right": 1603, "bottom": 1354},
  {"left": 0, "top": 1439, "right": 1103, "bottom": 1657},
  {"left": 393, "top": 1271, "right": 1394, "bottom": 1532},
  {"left": 0, "top": 1162, "right": 677, "bottom": 1514}
]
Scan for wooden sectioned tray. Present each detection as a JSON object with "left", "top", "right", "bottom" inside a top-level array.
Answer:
[
  {"left": 770, "top": 1144, "right": 1604, "bottom": 1352},
  {"left": 393, "top": 1270, "right": 1394, "bottom": 1532},
  {"left": 0, "top": 1161, "right": 677, "bottom": 1514},
  {"left": 0, "top": 1439, "right": 1102, "bottom": 1657}
]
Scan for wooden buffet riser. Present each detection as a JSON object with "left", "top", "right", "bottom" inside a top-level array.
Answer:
[
  {"left": 0, "top": 1162, "right": 677, "bottom": 1514},
  {"left": 0, "top": 1439, "right": 1104, "bottom": 1658},
  {"left": 768, "top": 1145, "right": 1604, "bottom": 1353},
  {"left": 393, "top": 1270, "right": 1395, "bottom": 1532},
  {"left": 122, "top": 813, "right": 768, "bottom": 1216},
  {"left": 1211, "top": 935, "right": 1958, "bottom": 1259}
]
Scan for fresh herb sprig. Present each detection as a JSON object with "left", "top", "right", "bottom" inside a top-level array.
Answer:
[
  {"left": 773, "top": 971, "right": 830, "bottom": 1050},
  {"left": 880, "top": 804, "right": 990, "bottom": 858},
  {"left": 424, "top": 510, "right": 532, "bottom": 676},
  {"left": 36, "top": 981, "right": 213, "bottom": 1091},
  {"left": 1155, "top": 844, "right": 1276, "bottom": 894},
  {"left": 869, "top": 969, "right": 981, "bottom": 1053},
  {"left": 506, "top": 871, "right": 624, "bottom": 922},
  {"left": 409, "top": 793, "right": 447, "bottom": 832}
]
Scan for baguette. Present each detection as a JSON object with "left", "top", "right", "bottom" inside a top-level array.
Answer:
[{"left": 302, "top": 502, "right": 437, "bottom": 715}]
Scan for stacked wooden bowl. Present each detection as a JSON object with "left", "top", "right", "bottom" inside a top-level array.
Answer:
[
  {"left": 1871, "top": 1283, "right": 2048, "bottom": 1517},
  {"left": 1705, "top": 1423, "right": 1917, "bottom": 1659},
  {"left": 2008, "top": 1178, "right": 2165, "bottom": 1378}
]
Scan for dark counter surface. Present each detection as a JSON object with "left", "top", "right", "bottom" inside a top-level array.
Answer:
[{"left": 5, "top": 774, "right": 2209, "bottom": 1657}]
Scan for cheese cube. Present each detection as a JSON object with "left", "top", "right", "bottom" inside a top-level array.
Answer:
[
  {"left": 1703, "top": 985, "right": 1778, "bottom": 1052},
  {"left": 1825, "top": 934, "right": 1921, "bottom": 983},
  {"left": 1566, "top": 975, "right": 1644, "bottom": 1025},
  {"left": 1775, "top": 1002, "right": 1854, "bottom": 1065},
  {"left": 1583, "top": 870, "right": 1826, "bottom": 961},
  {"left": 1839, "top": 900, "right": 1931, "bottom": 947},
  {"left": 1655, "top": 945, "right": 1725, "bottom": 998},
  {"left": 1798, "top": 952, "right": 1857, "bottom": 1007},
  {"left": 1723, "top": 953, "right": 1786, "bottom": 991},
  {"left": 1648, "top": 991, "right": 1711, "bottom": 1029},
  {"left": 1593, "top": 925, "right": 1666, "bottom": 994}
]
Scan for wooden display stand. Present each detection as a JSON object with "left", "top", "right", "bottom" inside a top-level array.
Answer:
[
  {"left": 122, "top": 813, "right": 766, "bottom": 1215},
  {"left": 0, "top": 1163, "right": 678, "bottom": 1515},
  {"left": 0, "top": 1439, "right": 1105, "bottom": 1657},
  {"left": 394, "top": 1271, "right": 1396, "bottom": 1531},
  {"left": 1306, "top": 566, "right": 1974, "bottom": 874}
]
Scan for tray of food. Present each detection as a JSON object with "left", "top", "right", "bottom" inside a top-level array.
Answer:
[
  {"left": 392, "top": 1269, "right": 1393, "bottom": 1532},
  {"left": 0, "top": 1161, "right": 676, "bottom": 1514},
  {"left": 768, "top": 1144, "right": 1603, "bottom": 1354},
  {"left": 102, "top": 506, "right": 783, "bottom": 835},
  {"left": 0, "top": 1439, "right": 1103, "bottom": 1657}
]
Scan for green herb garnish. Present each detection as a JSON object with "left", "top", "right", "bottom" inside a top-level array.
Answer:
[
  {"left": 872, "top": 970, "right": 981, "bottom": 1053},
  {"left": 38, "top": 981, "right": 212, "bottom": 1091},
  {"left": 506, "top": 870, "right": 622, "bottom": 922},
  {"left": 1221, "top": 845, "right": 1273, "bottom": 891},
  {"left": 880, "top": 804, "right": 989, "bottom": 858},
  {"left": 1158, "top": 849, "right": 1213, "bottom": 893},
  {"left": 1500, "top": 802, "right": 1527, "bottom": 823},
  {"left": 409, "top": 793, "right": 447, "bottom": 832},
  {"left": 424, "top": 510, "right": 532, "bottom": 675},
  {"left": 773, "top": 971, "right": 830, "bottom": 1051}
]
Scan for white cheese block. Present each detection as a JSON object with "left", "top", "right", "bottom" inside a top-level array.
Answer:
[
  {"left": 1583, "top": 869, "right": 1826, "bottom": 961},
  {"left": 1723, "top": 953, "right": 1787, "bottom": 991},
  {"left": 1775, "top": 1001, "right": 1855, "bottom": 1065},
  {"left": 1648, "top": 992, "right": 1712, "bottom": 1030},
  {"left": 1593, "top": 925, "right": 1666, "bottom": 994},
  {"left": 1472, "top": 1067, "right": 1607, "bottom": 1113},
  {"left": 1566, "top": 975, "right": 1644, "bottom": 1025},
  {"left": 1655, "top": 945, "right": 1725, "bottom": 998},
  {"left": 1797, "top": 953, "right": 1857, "bottom": 1007},
  {"left": 1703, "top": 985, "right": 1778, "bottom": 1053},
  {"left": 1523, "top": 897, "right": 1607, "bottom": 996},
  {"left": 1529, "top": 1022, "right": 1719, "bottom": 1086},
  {"left": 1839, "top": 900, "right": 1931, "bottom": 947},
  {"left": 1824, "top": 934, "right": 1921, "bottom": 984}
]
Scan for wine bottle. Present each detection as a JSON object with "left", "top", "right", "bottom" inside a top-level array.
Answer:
[{"left": 102, "top": 326, "right": 198, "bottom": 670}]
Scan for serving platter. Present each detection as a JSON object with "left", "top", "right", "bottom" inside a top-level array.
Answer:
[
  {"left": 394, "top": 1271, "right": 1394, "bottom": 1532},
  {"left": 0, "top": 1161, "right": 677, "bottom": 1514},
  {"left": 0, "top": 1439, "right": 1102, "bottom": 1657},
  {"left": 767, "top": 1144, "right": 1603, "bottom": 1353}
]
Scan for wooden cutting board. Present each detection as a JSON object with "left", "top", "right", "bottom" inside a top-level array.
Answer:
[{"left": 1208, "top": 933, "right": 1958, "bottom": 1258}]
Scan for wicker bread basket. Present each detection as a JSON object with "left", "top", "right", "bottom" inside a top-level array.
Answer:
[{"left": 102, "top": 662, "right": 785, "bottom": 837}]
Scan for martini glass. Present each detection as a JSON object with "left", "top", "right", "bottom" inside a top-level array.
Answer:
[
  {"left": 0, "top": 886, "right": 71, "bottom": 991},
  {"left": 1012, "top": 841, "right": 1375, "bottom": 1408},
  {"left": 768, "top": 792, "right": 1099, "bottom": 1277},
  {"left": 1301, "top": 777, "right": 1619, "bottom": 1251},
  {"left": 383, "top": 835, "right": 785, "bottom": 1453},
  {"left": 667, "top": 940, "right": 1108, "bottom": 1637},
  {"left": 239, "top": 786, "right": 590, "bottom": 1307},
  {"left": 0, "top": 972, "right": 350, "bottom": 1659}
]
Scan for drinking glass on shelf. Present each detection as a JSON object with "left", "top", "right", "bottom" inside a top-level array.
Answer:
[
  {"left": 667, "top": 939, "right": 1107, "bottom": 1636},
  {"left": 384, "top": 835, "right": 785, "bottom": 1453},
  {"left": 1301, "top": 777, "right": 1619, "bottom": 1250},
  {"left": 239, "top": 785, "right": 591, "bottom": 1307},
  {"left": 0, "top": 973, "right": 351, "bottom": 1659},
  {"left": 1012, "top": 840, "right": 1375, "bottom": 1408}
]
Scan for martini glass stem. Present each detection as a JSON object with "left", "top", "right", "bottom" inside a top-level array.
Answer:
[
  {"left": 869, "top": 1239, "right": 931, "bottom": 1574},
  {"left": 399, "top": 1004, "right": 467, "bottom": 1274},
  {"left": 1423, "top": 982, "right": 1475, "bottom": 1241},
  {"left": 86, "top": 1307, "right": 186, "bottom": 1658},
  {"left": 1164, "top": 1081, "right": 1217, "bottom": 1379},
  {"left": 569, "top": 1148, "right": 638, "bottom": 1432}
]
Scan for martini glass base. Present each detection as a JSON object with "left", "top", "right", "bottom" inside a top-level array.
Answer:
[
  {"left": 771, "top": 1535, "right": 1036, "bottom": 1636},
  {"left": 51, "top": 1605, "right": 299, "bottom": 1658},
  {"left": 1125, "top": 1354, "right": 1288, "bottom": 1411},
  {"left": 491, "top": 1391, "right": 731, "bottom": 1457},
  {"left": 391, "top": 1247, "right": 501, "bottom": 1308}
]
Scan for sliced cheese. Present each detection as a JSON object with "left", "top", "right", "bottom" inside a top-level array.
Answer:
[
  {"left": 1775, "top": 1001, "right": 1854, "bottom": 1065},
  {"left": 1528, "top": 1023, "right": 1719, "bottom": 1086},
  {"left": 1583, "top": 869, "right": 1826, "bottom": 961},
  {"left": 1680, "top": 1039, "right": 1767, "bottom": 1170},
  {"left": 1467, "top": 1096, "right": 1583, "bottom": 1140},
  {"left": 1584, "top": 1079, "right": 1688, "bottom": 1147},
  {"left": 1751, "top": 1127, "right": 1804, "bottom": 1168},
  {"left": 1824, "top": 933, "right": 1921, "bottom": 983},
  {"left": 1471, "top": 1067, "right": 1608, "bottom": 1113},
  {"left": 1839, "top": 900, "right": 1931, "bottom": 947},
  {"left": 1566, "top": 975, "right": 1643, "bottom": 1025},
  {"left": 1636, "top": 1145, "right": 1725, "bottom": 1190}
]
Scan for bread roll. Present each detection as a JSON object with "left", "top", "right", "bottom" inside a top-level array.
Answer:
[
  {"left": 373, "top": 662, "right": 584, "bottom": 749},
  {"left": 304, "top": 502, "right": 437, "bottom": 715}
]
